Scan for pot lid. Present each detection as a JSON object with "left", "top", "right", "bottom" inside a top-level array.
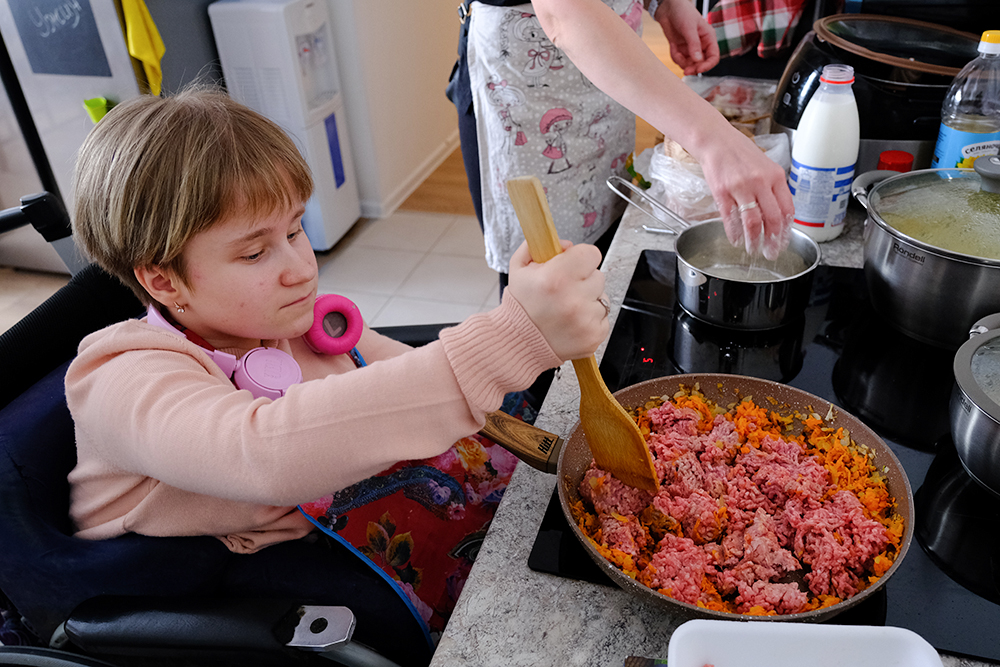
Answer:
[
  {"left": 814, "top": 14, "right": 979, "bottom": 77},
  {"left": 867, "top": 158, "right": 1000, "bottom": 262},
  {"left": 954, "top": 314, "right": 1000, "bottom": 424}
]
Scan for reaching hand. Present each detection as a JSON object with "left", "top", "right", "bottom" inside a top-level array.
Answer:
[
  {"left": 506, "top": 240, "right": 609, "bottom": 361},
  {"left": 654, "top": 0, "right": 720, "bottom": 75},
  {"left": 696, "top": 126, "right": 795, "bottom": 260}
]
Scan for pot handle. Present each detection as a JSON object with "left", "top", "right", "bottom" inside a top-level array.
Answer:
[
  {"left": 479, "top": 411, "right": 562, "bottom": 474},
  {"left": 851, "top": 170, "right": 900, "bottom": 211},
  {"left": 969, "top": 313, "right": 1000, "bottom": 337},
  {"left": 606, "top": 175, "right": 695, "bottom": 234},
  {"left": 974, "top": 155, "right": 1000, "bottom": 194}
]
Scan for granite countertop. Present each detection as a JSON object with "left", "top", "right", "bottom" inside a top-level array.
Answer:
[{"left": 429, "top": 198, "right": 988, "bottom": 667}]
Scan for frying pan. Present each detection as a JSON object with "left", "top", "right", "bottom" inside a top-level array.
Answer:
[{"left": 489, "top": 372, "right": 914, "bottom": 622}]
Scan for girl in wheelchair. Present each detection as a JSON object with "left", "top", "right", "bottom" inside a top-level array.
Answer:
[{"left": 64, "top": 87, "right": 609, "bottom": 664}]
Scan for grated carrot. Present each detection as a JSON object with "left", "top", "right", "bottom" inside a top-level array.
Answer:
[{"left": 572, "top": 389, "right": 905, "bottom": 616}]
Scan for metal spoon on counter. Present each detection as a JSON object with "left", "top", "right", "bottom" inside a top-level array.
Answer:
[{"left": 606, "top": 174, "right": 724, "bottom": 234}]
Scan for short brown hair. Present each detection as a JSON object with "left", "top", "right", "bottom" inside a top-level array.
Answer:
[{"left": 72, "top": 86, "right": 313, "bottom": 303}]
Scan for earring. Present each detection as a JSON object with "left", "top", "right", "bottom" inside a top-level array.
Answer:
[{"left": 174, "top": 302, "right": 185, "bottom": 314}]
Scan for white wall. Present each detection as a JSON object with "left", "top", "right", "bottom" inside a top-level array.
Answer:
[{"left": 327, "top": 0, "right": 460, "bottom": 219}]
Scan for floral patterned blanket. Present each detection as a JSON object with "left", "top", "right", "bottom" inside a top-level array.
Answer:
[{"left": 298, "top": 394, "right": 535, "bottom": 639}]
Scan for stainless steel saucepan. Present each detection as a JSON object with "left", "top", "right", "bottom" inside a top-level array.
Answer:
[
  {"left": 674, "top": 221, "right": 820, "bottom": 330},
  {"left": 607, "top": 176, "right": 821, "bottom": 330},
  {"left": 951, "top": 313, "right": 1000, "bottom": 497}
]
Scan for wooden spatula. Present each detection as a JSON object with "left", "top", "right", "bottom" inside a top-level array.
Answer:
[{"left": 506, "top": 176, "right": 659, "bottom": 492}]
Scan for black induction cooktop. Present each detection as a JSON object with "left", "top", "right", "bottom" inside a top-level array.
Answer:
[{"left": 528, "top": 249, "right": 1000, "bottom": 663}]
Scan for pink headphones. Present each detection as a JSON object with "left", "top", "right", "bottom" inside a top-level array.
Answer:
[{"left": 146, "top": 293, "right": 364, "bottom": 400}]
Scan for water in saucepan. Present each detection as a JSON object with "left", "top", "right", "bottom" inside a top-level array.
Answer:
[
  {"left": 704, "top": 262, "right": 786, "bottom": 281},
  {"left": 686, "top": 248, "right": 788, "bottom": 281}
]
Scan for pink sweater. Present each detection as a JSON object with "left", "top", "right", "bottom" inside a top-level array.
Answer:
[{"left": 66, "top": 293, "right": 560, "bottom": 553}]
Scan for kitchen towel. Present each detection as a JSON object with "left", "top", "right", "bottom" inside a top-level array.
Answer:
[{"left": 121, "top": 0, "right": 166, "bottom": 96}]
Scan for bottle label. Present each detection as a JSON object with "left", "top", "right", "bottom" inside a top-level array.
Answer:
[
  {"left": 931, "top": 124, "right": 1000, "bottom": 168},
  {"left": 788, "top": 159, "right": 854, "bottom": 228}
]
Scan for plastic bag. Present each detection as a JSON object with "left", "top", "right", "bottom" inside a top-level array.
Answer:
[
  {"left": 684, "top": 76, "right": 777, "bottom": 136},
  {"left": 646, "top": 134, "right": 790, "bottom": 224}
]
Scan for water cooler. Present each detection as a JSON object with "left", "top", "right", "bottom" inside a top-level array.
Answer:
[{"left": 208, "top": 0, "right": 360, "bottom": 251}]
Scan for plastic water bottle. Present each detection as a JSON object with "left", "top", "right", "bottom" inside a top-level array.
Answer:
[
  {"left": 931, "top": 30, "right": 1000, "bottom": 169},
  {"left": 788, "top": 64, "right": 860, "bottom": 242}
]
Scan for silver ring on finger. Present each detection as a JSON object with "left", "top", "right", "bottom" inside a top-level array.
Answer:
[{"left": 738, "top": 201, "right": 759, "bottom": 213}]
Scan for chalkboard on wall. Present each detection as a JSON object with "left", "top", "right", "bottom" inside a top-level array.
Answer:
[{"left": 10, "top": 0, "right": 112, "bottom": 77}]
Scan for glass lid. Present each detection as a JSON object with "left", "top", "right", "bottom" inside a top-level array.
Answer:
[
  {"left": 956, "top": 316, "right": 1000, "bottom": 424},
  {"left": 971, "top": 337, "right": 1000, "bottom": 411},
  {"left": 869, "top": 160, "right": 1000, "bottom": 262}
]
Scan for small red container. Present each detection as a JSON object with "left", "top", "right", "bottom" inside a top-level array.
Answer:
[{"left": 877, "top": 149, "right": 914, "bottom": 172}]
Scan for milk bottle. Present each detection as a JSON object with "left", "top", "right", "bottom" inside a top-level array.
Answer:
[{"left": 788, "top": 64, "right": 860, "bottom": 242}]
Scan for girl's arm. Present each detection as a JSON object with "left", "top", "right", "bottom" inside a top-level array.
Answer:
[
  {"left": 67, "top": 294, "right": 559, "bottom": 509},
  {"left": 531, "top": 0, "right": 795, "bottom": 259}
]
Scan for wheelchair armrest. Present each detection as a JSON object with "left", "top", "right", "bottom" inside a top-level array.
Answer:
[
  {"left": 0, "top": 192, "right": 70, "bottom": 241},
  {"left": 15, "top": 193, "right": 72, "bottom": 243},
  {"left": 64, "top": 596, "right": 353, "bottom": 655},
  {"left": 373, "top": 323, "right": 458, "bottom": 348},
  {"left": 0, "top": 203, "right": 28, "bottom": 235}
]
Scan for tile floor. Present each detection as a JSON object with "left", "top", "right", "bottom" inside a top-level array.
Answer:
[
  {"left": 0, "top": 265, "right": 71, "bottom": 334},
  {"left": 0, "top": 209, "right": 498, "bottom": 336},
  {"left": 315, "top": 210, "right": 499, "bottom": 328}
]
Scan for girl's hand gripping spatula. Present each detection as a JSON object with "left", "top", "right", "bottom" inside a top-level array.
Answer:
[{"left": 506, "top": 176, "right": 659, "bottom": 492}]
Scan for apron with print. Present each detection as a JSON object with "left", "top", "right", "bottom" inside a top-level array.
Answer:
[{"left": 467, "top": 1, "right": 642, "bottom": 273}]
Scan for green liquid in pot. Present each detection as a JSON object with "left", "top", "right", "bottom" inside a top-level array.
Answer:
[{"left": 879, "top": 177, "right": 1000, "bottom": 260}]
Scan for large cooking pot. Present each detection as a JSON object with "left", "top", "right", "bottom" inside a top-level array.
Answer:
[
  {"left": 950, "top": 313, "right": 1000, "bottom": 497},
  {"left": 852, "top": 157, "right": 1000, "bottom": 349},
  {"left": 493, "top": 373, "right": 914, "bottom": 622}
]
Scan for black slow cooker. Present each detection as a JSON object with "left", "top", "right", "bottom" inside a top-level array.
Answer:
[{"left": 772, "top": 14, "right": 980, "bottom": 172}]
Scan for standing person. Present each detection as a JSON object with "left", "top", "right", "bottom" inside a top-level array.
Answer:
[
  {"left": 65, "top": 87, "right": 609, "bottom": 665},
  {"left": 448, "top": 0, "right": 795, "bottom": 293}
]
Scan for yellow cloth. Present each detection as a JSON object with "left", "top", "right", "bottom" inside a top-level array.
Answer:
[{"left": 121, "top": 0, "right": 165, "bottom": 96}]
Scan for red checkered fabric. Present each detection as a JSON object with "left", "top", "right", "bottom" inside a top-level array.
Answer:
[{"left": 707, "top": 0, "right": 810, "bottom": 58}]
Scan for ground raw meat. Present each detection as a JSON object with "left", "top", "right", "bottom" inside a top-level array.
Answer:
[
  {"left": 576, "top": 395, "right": 896, "bottom": 615},
  {"left": 639, "top": 533, "right": 709, "bottom": 603}
]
